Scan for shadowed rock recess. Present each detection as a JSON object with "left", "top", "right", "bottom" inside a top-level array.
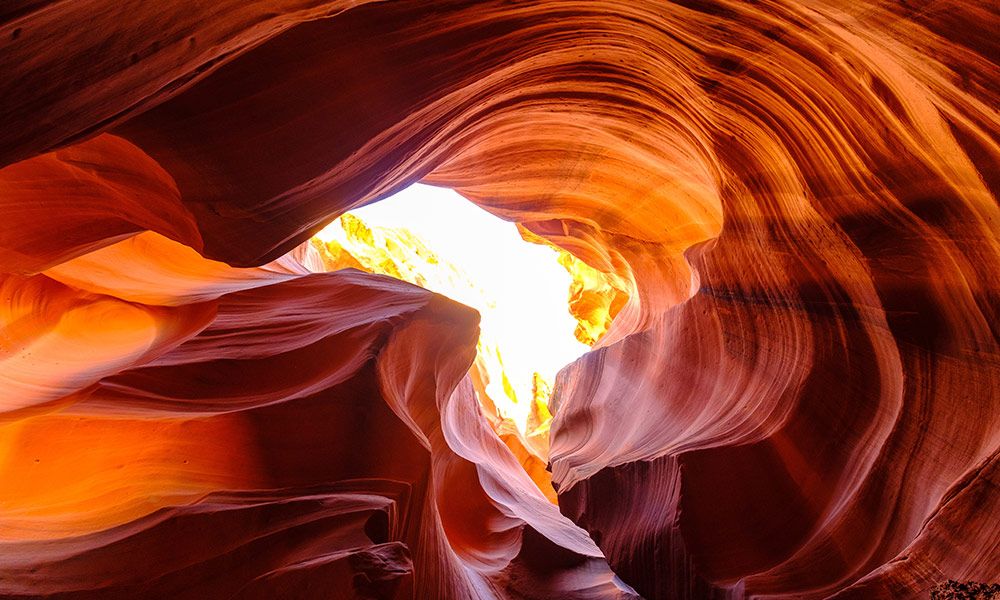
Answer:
[{"left": 0, "top": 1, "right": 997, "bottom": 599}]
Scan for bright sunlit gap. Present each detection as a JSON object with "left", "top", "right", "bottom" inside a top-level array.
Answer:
[{"left": 313, "top": 184, "right": 590, "bottom": 437}]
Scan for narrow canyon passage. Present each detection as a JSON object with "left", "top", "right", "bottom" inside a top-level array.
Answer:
[
  {"left": 310, "top": 183, "right": 612, "bottom": 501},
  {"left": 313, "top": 184, "right": 593, "bottom": 434},
  {"left": 0, "top": 1, "right": 998, "bottom": 599}
]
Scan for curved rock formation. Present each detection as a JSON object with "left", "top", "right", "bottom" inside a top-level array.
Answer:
[{"left": 1, "top": 1, "right": 997, "bottom": 598}]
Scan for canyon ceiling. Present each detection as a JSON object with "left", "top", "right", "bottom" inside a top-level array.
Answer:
[{"left": 0, "top": 1, "right": 998, "bottom": 599}]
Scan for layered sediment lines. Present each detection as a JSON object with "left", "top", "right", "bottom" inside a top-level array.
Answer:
[{"left": 1, "top": 1, "right": 998, "bottom": 598}]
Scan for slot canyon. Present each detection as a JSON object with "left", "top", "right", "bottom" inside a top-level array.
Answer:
[{"left": 0, "top": 1, "right": 997, "bottom": 599}]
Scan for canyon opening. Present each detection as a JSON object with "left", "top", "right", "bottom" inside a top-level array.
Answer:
[{"left": 311, "top": 184, "right": 617, "bottom": 499}]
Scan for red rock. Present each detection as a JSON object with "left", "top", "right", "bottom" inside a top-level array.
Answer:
[{"left": 0, "top": 1, "right": 997, "bottom": 598}]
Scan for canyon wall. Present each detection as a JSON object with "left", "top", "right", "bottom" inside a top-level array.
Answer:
[{"left": 1, "top": 1, "right": 997, "bottom": 598}]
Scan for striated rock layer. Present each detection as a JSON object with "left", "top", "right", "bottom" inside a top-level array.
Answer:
[{"left": 1, "top": 1, "right": 998, "bottom": 598}]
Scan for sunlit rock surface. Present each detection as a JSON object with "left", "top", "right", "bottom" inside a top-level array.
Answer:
[{"left": 1, "top": 1, "right": 998, "bottom": 598}]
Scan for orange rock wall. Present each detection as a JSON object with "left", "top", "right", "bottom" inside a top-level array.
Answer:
[{"left": 1, "top": 1, "right": 997, "bottom": 598}]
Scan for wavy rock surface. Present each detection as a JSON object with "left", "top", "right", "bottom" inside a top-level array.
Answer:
[{"left": 1, "top": 1, "right": 998, "bottom": 599}]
